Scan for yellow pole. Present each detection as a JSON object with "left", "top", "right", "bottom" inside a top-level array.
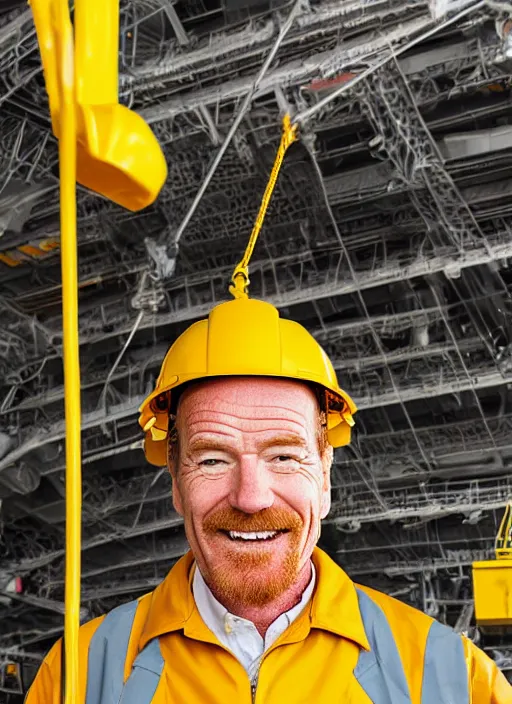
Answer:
[{"left": 53, "top": 1, "right": 82, "bottom": 701}]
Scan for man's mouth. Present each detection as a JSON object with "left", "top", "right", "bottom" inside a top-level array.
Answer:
[{"left": 222, "top": 529, "right": 288, "bottom": 542}]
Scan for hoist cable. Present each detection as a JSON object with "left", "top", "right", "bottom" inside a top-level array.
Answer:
[
  {"left": 54, "top": 1, "right": 82, "bottom": 701},
  {"left": 230, "top": 114, "right": 298, "bottom": 298}
]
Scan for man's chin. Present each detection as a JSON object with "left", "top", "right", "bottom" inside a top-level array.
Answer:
[{"left": 205, "top": 547, "right": 301, "bottom": 607}]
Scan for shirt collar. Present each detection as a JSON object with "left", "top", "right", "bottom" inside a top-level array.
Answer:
[
  {"left": 192, "top": 558, "right": 316, "bottom": 640},
  {"left": 139, "top": 547, "right": 369, "bottom": 652}
]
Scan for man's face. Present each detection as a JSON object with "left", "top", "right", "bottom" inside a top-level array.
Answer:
[{"left": 169, "top": 377, "right": 332, "bottom": 606}]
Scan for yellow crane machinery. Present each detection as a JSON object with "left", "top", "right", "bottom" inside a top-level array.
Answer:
[
  {"left": 30, "top": 0, "right": 167, "bottom": 211},
  {"left": 29, "top": 1, "right": 167, "bottom": 701},
  {"left": 472, "top": 502, "right": 512, "bottom": 631}
]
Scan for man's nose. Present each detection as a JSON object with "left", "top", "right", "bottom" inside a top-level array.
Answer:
[{"left": 229, "top": 454, "right": 274, "bottom": 514}]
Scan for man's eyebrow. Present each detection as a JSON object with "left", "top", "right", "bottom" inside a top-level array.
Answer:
[
  {"left": 188, "top": 435, "right": 308, "bottom": 453},
  {"left": 188, "top": 438, "right": 232, "bottom": 453},
  {"left": 258, "top": 435, "right": 307, "bottom": 451}
]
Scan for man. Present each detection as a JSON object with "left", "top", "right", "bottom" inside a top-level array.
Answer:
[{"left": 27, "top": 297, "right": 511, "bottom": 703}]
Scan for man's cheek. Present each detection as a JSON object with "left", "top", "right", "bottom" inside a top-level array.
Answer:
[
  {"left": 283, "top": 473, "right": 321, "bottom": 506},
  {"left": 183, "top": 476, "right": 227, "bottom": 508}
]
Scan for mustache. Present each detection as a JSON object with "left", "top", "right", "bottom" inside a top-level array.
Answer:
[{"left": 203, "top": 506, "right": 302, "bottom": 533}]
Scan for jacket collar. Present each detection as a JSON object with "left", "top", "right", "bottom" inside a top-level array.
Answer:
[
  {"left": 309, "top": 547, "right": 370, "bottom": 650},
  {"left": 139, "top": 547, "right": 369, "bottom": 652}
]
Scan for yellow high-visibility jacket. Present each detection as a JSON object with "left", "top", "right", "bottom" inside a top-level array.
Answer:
[{"left": 26, "top": 548, "right": 511, "bottom": 703}]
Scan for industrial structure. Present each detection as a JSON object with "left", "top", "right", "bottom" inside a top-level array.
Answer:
[{"left": 1, "top": 0, "right": 512, "bottom": 695}]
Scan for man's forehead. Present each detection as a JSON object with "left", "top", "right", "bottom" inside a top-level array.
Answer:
[
  {"left": 180, "top": 409, "right": 315, "bottom": 451},
  {"left": 183, "top": 405, "right": 311, "bottom": 429},
  {"left": 176, "top": 377, "right": 319, "bottom": 435},
  {"left": 178, "top": 376, "right": 319, "bottom": 413}
]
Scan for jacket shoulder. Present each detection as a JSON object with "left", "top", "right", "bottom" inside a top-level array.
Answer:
[
  {"left": 356, "top": 584, "right": 512, "bottom": 702},
  {"left": 25, "top": 616, "right": 106, "bottom": 704},
  {"left": 355, "top": 582, "right": 435, "bottom": 635},
  {"left": 354, "top": 583, "right": 456, "bottom": 702},
  {"left": 355, "top": 582, "right": 465, "bottom": 651},
  {"left": 26, "top": 593, "right": 153, "bottom": 704}
]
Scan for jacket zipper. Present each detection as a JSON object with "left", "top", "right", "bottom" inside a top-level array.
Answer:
[{"left": 250, "top": 665, "right": 260, "bottom": 703}]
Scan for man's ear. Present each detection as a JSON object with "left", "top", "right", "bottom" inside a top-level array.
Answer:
[{"left": 320, "top": 445, "right": 333, "bottom": 519}]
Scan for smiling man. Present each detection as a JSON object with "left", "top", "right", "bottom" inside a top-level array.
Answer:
[
  {"left": 27, "top": 298, "right": 511, "bottom": 703},
  {"left": 172, "top": 376, "right": 328, "bottom": 643}
]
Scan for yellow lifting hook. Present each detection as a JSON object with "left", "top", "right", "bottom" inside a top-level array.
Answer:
[{"left": 30, "top": 0, "right": 167, "bottom": 211}]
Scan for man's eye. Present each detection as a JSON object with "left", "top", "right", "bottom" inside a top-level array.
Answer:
[
  {"left": 271, "top": 455, "right": 301, "bottom": 473},
  {"left": 195, "top": 457, "right": 230, "bottom": 478}
]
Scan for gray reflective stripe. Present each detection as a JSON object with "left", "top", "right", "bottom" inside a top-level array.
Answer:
[
  {"left": 85, "top": 600, "right": 138, "bottom": 704},
  {"left": 355, "top": 588, "right": 411, "bottom": 704},
  {"left": 421, "top": 620, "right": 469, "bottom": 704},
  {"left": 119, "top": 639, "right": 164, "bottom": 704}
]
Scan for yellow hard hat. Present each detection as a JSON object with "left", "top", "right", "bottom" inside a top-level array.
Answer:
[{"left": 138, "top": 297, "right": 357, "bottom": 466}]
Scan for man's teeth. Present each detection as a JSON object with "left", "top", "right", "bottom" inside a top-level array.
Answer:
[{"left": 227, "top": 530, "right": 279, "bottom": 541}]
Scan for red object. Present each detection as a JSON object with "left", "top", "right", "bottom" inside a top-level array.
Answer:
[{"left": 303, "top": 73, "right": 357, "bottom": 92}]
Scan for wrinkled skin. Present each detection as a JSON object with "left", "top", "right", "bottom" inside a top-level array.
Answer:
[{"left": 169, "top": 377, "right": 333, "bottom": 633}]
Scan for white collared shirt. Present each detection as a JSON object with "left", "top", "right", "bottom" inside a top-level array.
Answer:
[{"left": 192, "top": 561, "right": 316, "bottom": 686}]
